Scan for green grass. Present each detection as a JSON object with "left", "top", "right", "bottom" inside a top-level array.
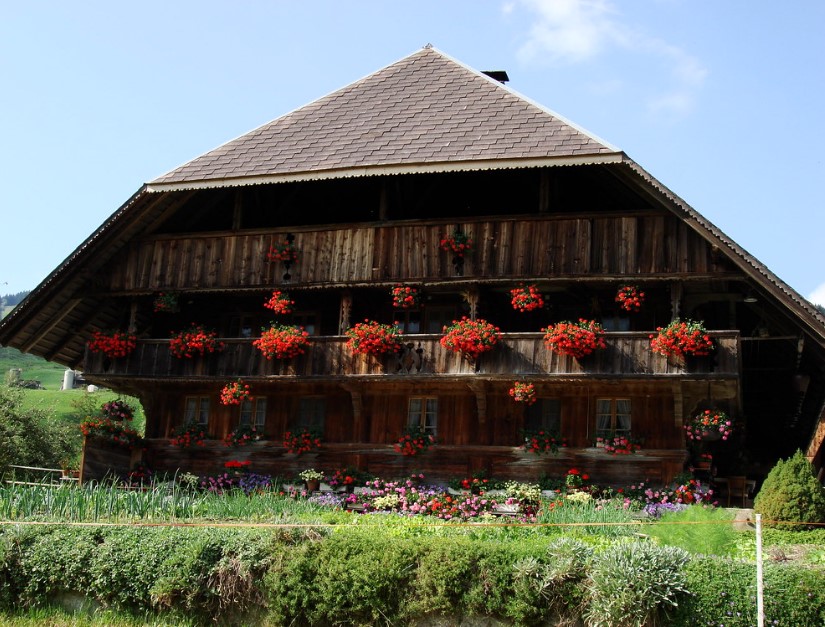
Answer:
[{"left": 0, "top": 347, "right": 66, "bottom": 390}]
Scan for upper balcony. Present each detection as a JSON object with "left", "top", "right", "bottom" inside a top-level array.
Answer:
[{"left": 84, "top": 331, "right": 740, "bottom": 380}]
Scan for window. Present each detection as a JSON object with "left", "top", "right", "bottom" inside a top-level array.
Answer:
[
  {"left": 240, "top": 397, "right": 267, "bottom": 428},
  {"left": 292, "top": 312, "right": 320, "bottom": 336},
  {"left": 424, "top": 306, "right": 457, "bottom": 334},
  {"left": 394, "top": 310, "right": 421, "bottom": 334},
  {"left": 595, "top": 398, "right": 631, "bottom": 438},
  {"left": 184, "top": 396, "right": 210, "bottom": 426},
  {"left": 525, "top": 398, "right": 561, "bottom": 433},
  {"left": 297, "top": 397, "right": 326, "bottom": 431},
  {"left": 408, "top": 397, "right": 438, "bottom": 435}
]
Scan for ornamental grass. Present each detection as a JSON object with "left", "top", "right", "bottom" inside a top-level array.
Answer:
[
  {"left": 253, "top": 324, "right": 310, "bottom": 359},
  {"left": 542, "top": 319, "right": 606, "bottom": 359}
]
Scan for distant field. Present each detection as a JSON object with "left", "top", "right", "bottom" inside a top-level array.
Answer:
[{"left": 0, "top": 346, "right": 67, "bottom": 389}]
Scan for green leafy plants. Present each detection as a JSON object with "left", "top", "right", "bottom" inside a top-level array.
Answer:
[{"left": 753, "top": 449, "right": 825, "bottom": 529}]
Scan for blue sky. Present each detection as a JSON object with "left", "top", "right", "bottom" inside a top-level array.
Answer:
[{"left": 2, "top": 1, "right": 823, "bottom": 304}]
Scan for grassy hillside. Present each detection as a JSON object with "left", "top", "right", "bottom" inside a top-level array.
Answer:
[{"left": 0, "top": 346, "right": 67, "bottom": 390}]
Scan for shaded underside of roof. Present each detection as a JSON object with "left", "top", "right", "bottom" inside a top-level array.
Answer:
[{"left": 151, "top": 46, "right": 618, "bottom": 187}]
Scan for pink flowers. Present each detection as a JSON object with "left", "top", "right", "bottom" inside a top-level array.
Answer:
[{"left": 685, "top": 410, "right": 733, "bottom": 441}]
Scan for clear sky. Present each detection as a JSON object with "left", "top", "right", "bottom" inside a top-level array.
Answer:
[{"left": 2, "top": 1, "right": 823, "bottom": 304}]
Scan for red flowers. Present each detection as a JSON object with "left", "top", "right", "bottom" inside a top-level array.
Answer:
[
  {"left": 391, "top": 285, "right": 420, "bottom": 309},
  {"left": 169, "top": 325, "right": 224, "bottom": 359},
  {"left": 603, "top": 435, "right": 641, "bottom": 455},
  {"left": 440, "top": 231, "right": 473, "bottom": 257},
  {"left": 80, "top": 417, "right": 141, "bottom": 448},
  {"left": 266, "top": 239, "right": 298, "bottom": 263},
  {"left": 522, "top": 430, "right": 565, "bottom": 455},
  {"left": 220, "top": 380, "right": 252, "bottom": 406},
  {"left": 615, "top": 285, "right": 645, "bottom": 312},
  {"left": 510, "top": 284, "right": 544, "bottom": 312},
  {"left": 224, "top": 460, "right": 251, "bottom": 470},
  {"left": 509, "top": 382, "right": 537, "bottom": 405},
  {"left": 88, "top": 331, "right": 137, "bottom": 359},
  {"left": 100, "top": 399, "right": 134, "bottom": 421},
  {"left": 542, "top": 319, "right": 606, "bottom": 359},
  {"left": 169, "top": 423, "right": 209, "bottom": 448},
  {"left": 440, "top": 317, "right": 501, "bottom": 360},
  {"left": 254, "top": 324, "right": 310, "bottom": 360},
  {"left": 223, "top": 424, "right": 262, "bottom": 447},
  {"left": 152, "top": 292, "right": 179, "bottom": 313},
  {"left": 345, "top": 320, "right": 403, "bottom": 356},
  {"left": 394, "top": 429, "right": 436, "bottom": 456},
  {"left": 685, "top": 410, "right": 733, "bottom": 442},
  {"left": 565, "top": 468, "right": 590, "bottom": 488},
  {"left": 263, "top": 290, "right": 295, "bottom": 315},
  {"left": 649, "top": 319, "right": 714, "bottom": 357},
  {"left": 283, "top": 429, "right": 321, "bottom": 455}
]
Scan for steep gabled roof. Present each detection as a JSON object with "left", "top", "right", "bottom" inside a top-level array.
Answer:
[{"left": 149, "top": 45, "right": 620, "bottom": 190}]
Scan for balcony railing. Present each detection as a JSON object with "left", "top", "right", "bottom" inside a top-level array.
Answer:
[{"left": 84, "top": 331, "right": 739, "bottom": 379}]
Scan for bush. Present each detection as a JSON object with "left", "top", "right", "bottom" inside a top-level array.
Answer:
[{"left": 753, "top": 450, "right": 825, "bottom": 529}]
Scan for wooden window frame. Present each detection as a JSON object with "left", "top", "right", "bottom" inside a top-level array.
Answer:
[
  {"left": 184, "top": 396, "right": 210, "bottom": 426},
  {"left": 595, "top": 398, "right": 632, "bottom": 438},
  {"left": 240, "top": 397, "right": 267, "bottom": 428},
  {"left": 407, "top": 396, "right": 438, "bottom": 435}
]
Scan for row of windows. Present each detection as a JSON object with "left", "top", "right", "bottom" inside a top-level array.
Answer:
[{"left": 184, "top": 396, "right": 631, "bottom": 438}]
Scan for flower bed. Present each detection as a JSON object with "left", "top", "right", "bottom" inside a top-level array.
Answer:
[
  {"left": 542, "top": 319, "right": 606, "bottom": 359},
  {"left": 220, "top": 379, "right": 252, "bottom": 405},
  {"left": 649, "top": 319, "right": 714, "bottom": 357},
  {"left": 169, "top": 324, "right": 224, "bottom": 359},
  {"left": 263, "top": 290, "right": 295, "bottom": 315},
  {"left": 685, "top": 409, "right": 733, "bottom": 442},
  {"left": 439, "top": 317, "right": 500, "bottom": 360},
  {"left": 88, "top": 330, "right": 137, "bottom": 359},
  {"left": 509, "top": 284, "right": 544, "bottom": 312},
  {"left": 253, "top": 324, "right": 310, "bottom": 359},
  {"left": 345, "top": 320, "right": 403, "bottom": 356}
]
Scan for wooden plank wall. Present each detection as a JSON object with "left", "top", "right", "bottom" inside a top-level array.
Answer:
[{"left": 109, "top": 214, "right": 728, "bottom": 291}]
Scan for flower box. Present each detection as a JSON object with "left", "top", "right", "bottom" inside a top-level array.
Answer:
[
  {"left": 439, "top": 231, "right": 472, "bottom": 257},
  {"left": 509, "top": 382, "right": 537, "bottom": 405},
  {"left": 254, "top": 324, "right": 310, "bottom": 360},
  {"left": 266, "top": 239, "right": 298, "bottom": 263},
  {"left": 345, "top": 320, "right": 403, "bottom": 356},
  {"left": 283, "top": 428, "right": 321, "bottom": 455},
  {"left": 169, "top": 325, "right": 224, "bottom": 359},
  {"left": 391, "top": 284, "right": 420, "bottom": 309},
  {"left": 649, "top": 319, "right": 714, "bottom": 358},
  {"left": 542, "top": 319, "right": 606, "bottom": 359},
  {"left": 394, "top": 428, "right": 435, "bottom": 456},
  {"left": 439, "top": 317, "right": 500, "bottom": 360},
  {"left": 88, "top": 330, "right": 137, "bottom": 359},
  {"left": 220, "top": 379, "right": 252, "bottom": 405}
]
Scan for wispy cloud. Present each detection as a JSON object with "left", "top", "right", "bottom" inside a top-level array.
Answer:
[
  {"left": 809, "top": 282, "right": 825, "bottom": 306},
  {"left": 508, "top": 0, "right": 707, "bottom": 116}
]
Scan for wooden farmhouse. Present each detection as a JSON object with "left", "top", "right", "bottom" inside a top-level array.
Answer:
[{"left": 2, "top": 46, "right": 825, "bottom": 487}]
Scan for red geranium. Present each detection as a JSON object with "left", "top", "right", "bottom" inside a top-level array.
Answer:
[
  {"left": 263, "top": 290, "right": 295, "bottom": 315},
  {"left": 266, "top": 239, "right": 298, "bottom": 263},
  {"left": 521, "top": 430, "right": 565, "bottom": 455},
  {"left": 152, "top": 292, "right": 179, "bottom": 313},
  {"left": 254, "top": 324, "right": 310, "bottom": 360},
  {"left": 169, "top": 324, "right": 224, "bottom": 359},
  {"left": 169, "top": 423, "right": 209, "bottom": 448},
  {"left": 440, "top": 231, "right": 473, "bottom": 257},
  {"left": 440, "top": 317, "right": 500, "bottom": 360},
  {"left": 510, "top": 284, "right": 544, "bottom": 312},
  {"left": 542, "top": 319, "right": 606, "bottom": 359},
  {"left": 345, "top": 320, "right": 403, "bottom": 356},
  {"left": 394, "top": 428, "right": 436, "bottom": 456},
  {"left": 509, "top": 382, "right": 537, "bottom": 405},
  {"left": 88, "top": 331, "right": 137, "bottom": 359},
  {"left": 650, "top": 319, "right": 714, "bottom": 357},
  {"left": 283, "top": 428, "right": 321, "bottom": 455},
  {"left": 603, "top": 435, "right": 641, "bottom": 455},
  {"left": 220, "top": 379, "right": 252, "bottom": 406},
  {"left": 80, "top": 416, "right": 141, "bottom": 448},
  {"left": 615, "top": 285, "right": 645, "bottom": 312},
  {"left": 391, "top": 285, "right": 420, "bottom": 309}
]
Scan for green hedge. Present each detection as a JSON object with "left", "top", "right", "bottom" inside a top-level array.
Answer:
[{"left": 1, "top": 525, "right": 823, "bottom": 626}]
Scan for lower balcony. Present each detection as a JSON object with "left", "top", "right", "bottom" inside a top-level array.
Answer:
[{"left": 83, "top": 331, "right": 739, "bottom": 380}]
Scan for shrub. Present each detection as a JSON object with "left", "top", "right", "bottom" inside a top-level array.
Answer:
[
  {"left": 753, "top": 449, "right": 825, "bottom": 529},
  {"left": 584, "top": 541, "right": 690, "bottom": 627}
]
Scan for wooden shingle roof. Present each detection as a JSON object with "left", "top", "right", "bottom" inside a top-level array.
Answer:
[{"left": 150, "top": 45, "right": 620, "bottom": 189}]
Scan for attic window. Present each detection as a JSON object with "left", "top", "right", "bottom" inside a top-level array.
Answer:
[{"left": 482, "top": 70, "right": 509, "bottom": 84}]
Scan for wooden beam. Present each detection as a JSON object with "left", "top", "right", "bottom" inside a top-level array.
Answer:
[
  {"left": 467, "top": 380, "right": 487, "bottom": 425},
  {"left": 21, "top": 298, "right": 83, "bottom": 353}
]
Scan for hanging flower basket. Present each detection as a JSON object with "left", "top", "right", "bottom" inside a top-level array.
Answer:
[
  {"left": 80, "top": 417, "right": 141, "bottom": 448},
  {"left": 169, "top": 423, "right": 210, "bottom": 448},
  {"left": 509, "top": 382, "right": 537, "bottom": 405},
  {"left": 650, "top": 319, "right": 714, "bottom": 358},
  {"left": 220, "top": 379, "right": 252, "bottom": 406},
  {"left": 345, "top": 320, "right": 403, "bottom": 356},
  {"left": 88, "top": 331, "right": 137, "bottom": 359},
  {"left": 254, "top": 324, "right": 310, "bottom": 360},
  {"left": 521, "top": 430, "right": 565, "bottom": 455},
  {"left": 391, "top": 284, "right": 420, "bottom": 309},
  {"left": 440, "top": 317, "right": 501, "bottom": 360},
  {"left": 542, "top": 319, "right": 606, "bottom": 359},
  {"left": 223, "top": 424, "right": 263, "bottom": 447},
  {"left": 153, "top": 292, "right": 180, "bottom": 313},
  {"left": 439, "top": 231, "right": 473, "bottom": 257},
  {"left": 169, "top": 325, "right": 224, "bottom": 359},
  {"left": 615, "top": 285, "right": 645, "bottom": 312},
  {"left": 685, "top": 410, "right": 733, "bottom": 442},
  {"left": 266, "top": 239, "right": 298, "bottom": 263},
  {"left": 263, "top": 290, "right": 295, "bottom": 315},
  {"left": 100, "top": 399, "right": 135, "bottom": 422},
  {"left": 283, "top": 428, "right": 321, "bottom": 455},
  {"left": 394, "top": 427, "right": 436, "bottom": 456},
  {"left": 509, "top": 284, "right": 544, "bottom": 313}
]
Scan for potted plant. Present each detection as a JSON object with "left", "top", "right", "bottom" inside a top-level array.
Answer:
[
  {"left": 649, "top": 319, "right": 714, "bottom": 358},
  {"left": 152, "top": 292, "right": 180, "bottom": 313},
  {"left": 283, "top": 428, "right": 321, "bottom": 455},
  {"left": 394, "top": 427, "right": 436, "bottom": 456},
  {"left": 345, "top": 320, "right": 403, "bottom": 356},
  {"left": 602, "top": 435, "right": 641, "bottom": 455},
  {"left": 521, "top": 430, "right": 565, "bottom": 455},
  {"left": 509, "top": 284, "right": 544, "bottom": 312},
  {"left": 298, "top": 468, "right": 324, "bottom": 492},
  {"left": 100, "top": 399, "right": 135, "bottom": 421},
  {"left": 615, "top": 285, "right": 645, "bottom": 312},
  {"left": 685, "top": 409, "right": 733, "bottom": 442},
  {"left": 439, "top": 230, "right": 473, "bottom": 257},
  {"left": 542, "top": 319, "right": 606, "bottom": 359},
  {"left": 169, "top": 324, "right": 224, "bottom": 359},
  {"left": 266, "top": 238, "right": 299, "bottom": 264},
  {"left": 220, "top": 379, "right": 252, "bottom": 406},
  {"left": 508, "top": 381, "right": 537, "bottom": 405},
  {"left": 223, "top": 424, "right": 263, "bottom": 447},
  {"left": 439, "top": 317, "right": 501, "bottom": 361},
  {"left": 88, "top": 330, "right": 137, "bottom": 359},
  {"left": 80, "top": 416, "right": 142, "bottom": 448},
  {"left": 262, "top": 290, "right": 295, "bottom": 315},
  {"left": 391, "top": 284, "right": 420, "bottom": 309},
  {"left": 254, "top": 324, "right": 310, "bottom": 360},
  {"left": 169, "top": 422, "right": 210, "bottom": 448},
  {"left": 565, "top": 468, "right": 590, "bottom": 490}
]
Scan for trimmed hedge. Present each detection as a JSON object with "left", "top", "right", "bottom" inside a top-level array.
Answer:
[{"left": 1, "top": 525, "right": 823, "bottom": 626}]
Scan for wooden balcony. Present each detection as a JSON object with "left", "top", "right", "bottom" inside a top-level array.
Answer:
[{"left": 84, "top": 331, "right": 739, "bottom": 380}]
